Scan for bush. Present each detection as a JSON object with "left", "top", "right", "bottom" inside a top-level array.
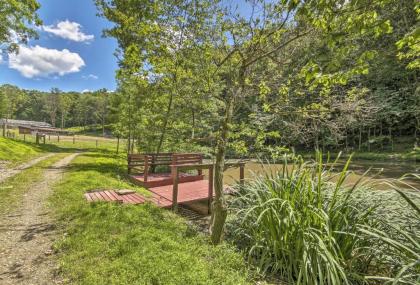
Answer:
[{"left": 226, "top": 153, "right": 419, "bottom": 284}]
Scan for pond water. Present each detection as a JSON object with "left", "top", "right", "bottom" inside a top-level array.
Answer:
[{"left": 216, "top": 159, "right": 420, "bottom": 190}]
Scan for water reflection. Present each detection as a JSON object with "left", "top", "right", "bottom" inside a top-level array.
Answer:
[{"left": 204, "top": 159, "right": 419, "bottom": 190}]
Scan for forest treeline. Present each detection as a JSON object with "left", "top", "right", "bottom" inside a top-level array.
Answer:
[
  {"left": 0, "top": 86, "right": 111, "bottom": 135},
  {"left": 1, "top": 0, "right": 418, "bottom": 157}
]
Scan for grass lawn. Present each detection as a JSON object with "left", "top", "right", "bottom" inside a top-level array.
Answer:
[
  {"left": 0, "top": 137, "right": 50, "bottom": 166},
  {"left": 0, "top": 153, "right": 69, "bottom": 214},
  {"left": 50, "top": 152, "right": 252, "bottom": 285}
]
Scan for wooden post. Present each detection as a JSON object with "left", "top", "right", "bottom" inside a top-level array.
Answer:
[
  {"left": 35, "top": 133, "right": 40, "bottom": 144},
  {"left": 43, "top": 135, "right": 46, "bottom": 144},
  {"left": 172, "top": 166, "right": 179, "bottom": 212},
  {"left": 73, "top": 135, "right": 75, "bottom": 144},
  {"left": 208, "top": 165, "right": 213, "bottom": 214},
  {"left": 198, "top": 154, "right": 203, "bottom": 176},
  {"left": 23, "top": 134, "right": 26, "bottom": 142},
  {"left": 127, "top": 154, "right": 131, "bottom": 174},
  {"left": 48, "top": 135, "right": 50, "bottom": 141},
  {"left": 144, "top": 155, "right": 149, "bottom": 182},
  {"left": 57, "top": 135, "right": 60, "bottom": 142}
]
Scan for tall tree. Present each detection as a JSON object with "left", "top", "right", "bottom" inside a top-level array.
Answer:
[
  {"left": 44, "top": 88, "right": 61, "bottom": 127},
  {"left": 0, "top": 0, "right": 42, "bottom": 52}
]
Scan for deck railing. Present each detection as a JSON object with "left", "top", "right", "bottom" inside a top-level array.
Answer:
[{"left": 171, "top": 162, "right": 245, "bottom": 213}]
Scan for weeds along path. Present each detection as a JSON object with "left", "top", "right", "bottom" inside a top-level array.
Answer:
[
  {"left": 0, "top": 153, "right": 79, "bottom": 285},
  {"left": 0, "top": 153, "right": 55, "bottom": 183}
]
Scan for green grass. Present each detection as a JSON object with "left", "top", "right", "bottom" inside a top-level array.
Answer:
[
  {"left": 50, "top": 152, "right": 252, "bottom": 285},
  {"left": 1, "top": 133, "right": 124, "bottom": 159},
  {"left": 0, "top": 137, "right": 48, "bottom": 166},
  {"left": 0, "top": 153, "right": 68, "bottom": 214}
]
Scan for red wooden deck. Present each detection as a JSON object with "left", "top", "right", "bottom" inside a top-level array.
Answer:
[
  {"left": 84, "top": 179, "right": 213, "bottom": 209},
  {"left": 130, "top": 173, "right": 204, "bottom": 188},
  {"left": 148, "top": 180, "right": 212, "bottom": 205},
  {"left": 84, "top": 190, "right": 146, "bottom": 204}
]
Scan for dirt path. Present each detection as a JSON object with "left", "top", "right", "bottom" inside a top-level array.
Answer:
[
  {"left": 0, "top": 153, "right": 79, "bottom": 285},
  {"left": 0, "top": 154, "right": 55, "bottom": 183}
]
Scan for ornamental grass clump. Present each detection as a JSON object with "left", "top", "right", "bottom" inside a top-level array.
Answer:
[{"left": 227, "top": 153, "right": 419, "bottom": 284}]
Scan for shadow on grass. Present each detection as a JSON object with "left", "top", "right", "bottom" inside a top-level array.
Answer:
[
  {"left": 65, "top": 162, "right": 126, "bottom": 176},
  {"left": 7, "top": 138, "right": 121, "bottom": 156}
]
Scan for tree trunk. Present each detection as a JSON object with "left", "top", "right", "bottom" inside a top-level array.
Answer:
[
  {"left": 380, "top": 122, "right": 383, "bottom": 149},
  {"left": 358, "top": 127, "right": 362, "bottom": 151},
  {"left": 191, "top": 108, "right": 195, "bottom": 139},
  {"left": 389, "top": 126, "right": 393, "bottom": 151},
  {"left": 127, "top": 135, "right": 131, "bottom": 155},
  {"left": 2, "top": 120, "right": 6, "bottom": 137},
  {"left": 210, "top": 93, "right": 235, "bottom": 245},
  {"left": 102, "top": 117, "right": 105, "bottom": 137},
  {"left": 156, "top": 91, "right": 174, "bottom": 155},
  {"left": 51, "top": 113, "right": 56, "bottom": 128}
]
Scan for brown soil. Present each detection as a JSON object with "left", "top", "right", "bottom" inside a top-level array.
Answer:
[
  {"left": 0, "top": 153, "right": 79, "bottom": 285},
  {"left": 0, "top": 154, "right": 55, "bottom": 183}
]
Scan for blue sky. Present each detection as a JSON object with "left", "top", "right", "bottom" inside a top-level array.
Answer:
[{"left": 0, "top": 0, "right": 118, "bottom": 92}]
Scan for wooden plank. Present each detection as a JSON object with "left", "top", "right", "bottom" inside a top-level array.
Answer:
[
  {"left": 108, "top": 191, "right": 123, "bottom": 202},
  {"left": 103, "top": 191, "right": 119, "bottom": 201},
  {"left": 172, "top": 163, "right": 214, "bottom": 171},
  {"left": 129, "top": 194, "right": 144, "bottom": 204},
  {"left": 121, "top": 194, "right": 137, "bottom": 204},
  {"left": 84, "top": 193, "right": 93, "bottom": 202},
  {"left": 93, "top": 192, "right": 105, "bottom": 201},
  {"left": 99, "top": 191, "right": 111, "bottom": 201}
]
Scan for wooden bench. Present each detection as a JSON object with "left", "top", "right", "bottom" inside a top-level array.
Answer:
[{"left": 128, "top": 153, "right": 204, "bottom": 187}]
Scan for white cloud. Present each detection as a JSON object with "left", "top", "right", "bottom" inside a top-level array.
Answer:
[
  {"left": 0, "top": 53, "right": 3, "bottom": 64},
  {"left": 82, "top": 74, "right": 98, "bottom": 80},
  {"left": 82, "top": 89, "right": 91, "bottom": 93},
  {"left": 8, "top": 45, "right": 85, "bottom": 78},
  {"left": 43, "top": 20, "right": 94, "bottom": 42}
]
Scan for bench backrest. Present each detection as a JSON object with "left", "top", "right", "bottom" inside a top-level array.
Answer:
[
  {"left": 128, "top": 153, "right": 203, "bottom": 174},
  {"left": 172, "top": 153, "right": 203, "bottom": 165},
  {"left": 128, "top": 153, "right": 173, "bottom": 166}
]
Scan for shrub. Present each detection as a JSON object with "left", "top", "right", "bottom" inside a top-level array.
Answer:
[{"left": 227, "top": 153, "right": 419, "bottom": 284}]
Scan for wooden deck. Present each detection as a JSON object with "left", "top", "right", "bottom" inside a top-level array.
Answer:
[
  {"left": 85, "top": 157, "right": 245, "bottom": 214},
  {"left": 84, "top": 180, "right": 213, "bottom": 209},
  {"left": 148, "top": 180, "right": 212, "bottom": 205},
  {"left": 129, "top": 173, "right": 204, "bottom": 188},
  {"left": 84, "top": 190, "right": 146, "bottom": 204}
]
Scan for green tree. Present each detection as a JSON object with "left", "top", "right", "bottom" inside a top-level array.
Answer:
[
  {"left": 0, "top": 0, "right": 42, "bottom": 52},
  {"left": 44, "top": 88, "right": 61, "bottom": 127}
]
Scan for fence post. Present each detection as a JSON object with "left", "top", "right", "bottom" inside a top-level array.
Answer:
[
  {"left": 172, "top": 166, "right": 179, "bottom": 212},
  {"left": 144, "top": 155, "right": 149, "bottom": 182},
  {"left": 208, "top": 165, "right": 214, "bottom": 214}
]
